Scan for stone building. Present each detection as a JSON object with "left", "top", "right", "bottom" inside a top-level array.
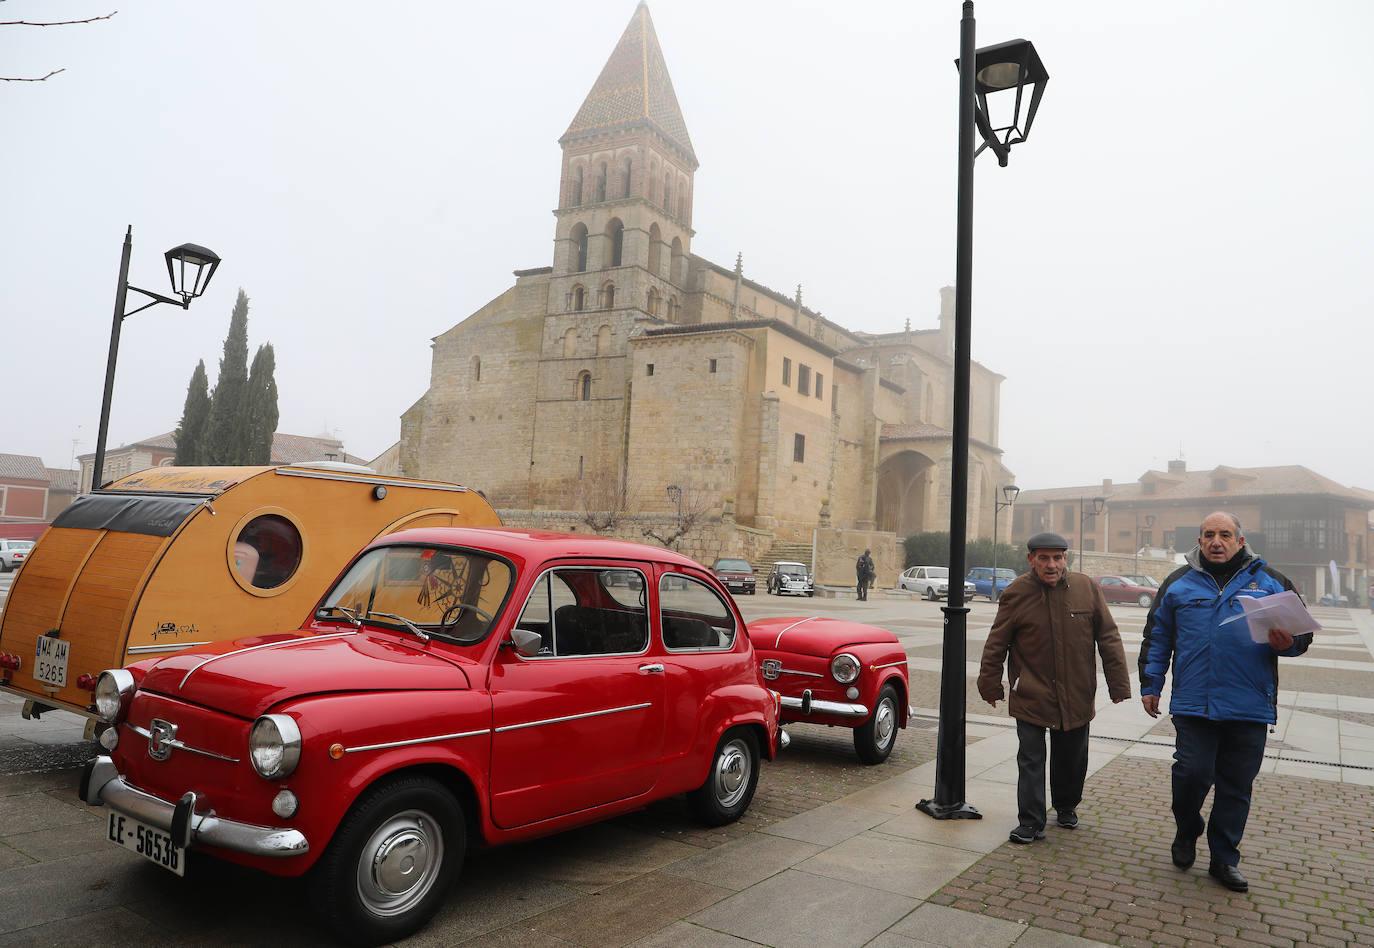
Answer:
[
  {"left": 397, "top": 4, "right": 1012, "bottom": 571},
  {"left": 1012, "top": 459, "right": 1374, "bottom": 604}
]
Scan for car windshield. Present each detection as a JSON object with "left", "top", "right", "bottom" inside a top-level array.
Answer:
[
  {"left": 714, "top": 559, "right": 751, "bottom": 571},
  {"left": 996, "top": 569, "right": 1016, "bottom": 580},
  {"left": 7, "top": 540, "right": 33, "bottom": 550},
  {"left": 779, "top": 565, "right": 807, "bottom": 576},
  {"left": 926, "top": 567, "right": 949, "bottom": 578},
  {"left": 317, "top": 544, "right": 513, "bottom": 644}
]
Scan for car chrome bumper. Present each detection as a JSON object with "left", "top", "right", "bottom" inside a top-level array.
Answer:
[
  {"left": 780, "top": 694, "right": 868, "bottom": 718},
  {"left": 80, "top": 756, "right": 309, "bottom": 858}
]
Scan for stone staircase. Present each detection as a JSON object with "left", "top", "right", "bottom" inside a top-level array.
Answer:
[{"left": 751, "top": 541, "right": 813, "bottom": 576}]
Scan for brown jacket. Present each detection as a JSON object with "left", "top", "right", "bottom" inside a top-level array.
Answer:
[{"left": 977, "top": 571, "right": 1132, "bottom": 731}]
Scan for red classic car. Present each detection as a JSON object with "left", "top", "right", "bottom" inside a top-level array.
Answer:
[
  {"left": 749, "top": 616, "right": 909, "bottom": 764},
  {"left": 1094, "top": 574, "right": 1157, "bottom": 607},
  {"left": 78, "top": 528, "right": 781, "bottom": 946}
]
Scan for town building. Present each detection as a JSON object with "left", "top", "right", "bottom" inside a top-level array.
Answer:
[
  {"left": 1012, "top": 459, "right": 1374, "bottom": 604},
  {"left": 0, "top": 455, "right": 79, "bottom": 536},
  {"left": 395, "top": 4, "right": 1013, "bottom": 573}
]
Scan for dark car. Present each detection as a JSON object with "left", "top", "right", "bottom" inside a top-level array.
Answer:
[
  {"left": 712, "top": 557, "right": 756, "bottom": 595},
  {"left": 1096, "top": 575, "right": 1156, "bottom": 607}
]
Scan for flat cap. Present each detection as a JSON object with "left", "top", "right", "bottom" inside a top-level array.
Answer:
[{"left": 1026, "top": 531, "right": 1069, "bottom": 551}]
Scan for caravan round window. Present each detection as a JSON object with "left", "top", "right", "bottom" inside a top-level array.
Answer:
[{"left": 228, "top": 511, "right": 304, "bottom": 593}]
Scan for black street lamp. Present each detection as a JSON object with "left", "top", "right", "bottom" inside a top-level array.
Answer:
[
  {"left": 1078, "top": 496, "right": 1106, "bottom": 570},
  {"left": 1134, "top": 513, "right": 1157, "bottom": 576},
  {"left": 990, "top": 484, "right": 1020, "bottom": 601},
  {"left": 918, "top": 2, "right": 1048, "bottom": 822},
  {"left": 90, "top": 226, "right": 220, "bottom": 491}
]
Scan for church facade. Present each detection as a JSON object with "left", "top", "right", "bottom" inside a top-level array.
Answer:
[{"left": 397, "top": 4, "right": 1013, "bottom": 564}]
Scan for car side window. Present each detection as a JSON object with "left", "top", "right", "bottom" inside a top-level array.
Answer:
[
  {"left": 1101, "top": 577, "right": 1119, "bottom": 586},
  {"left": 514, "top": 567, "right": 648, "bottom": 658},
  {"left": 659, "top": 573, "right": 736, "bottom": 651}
]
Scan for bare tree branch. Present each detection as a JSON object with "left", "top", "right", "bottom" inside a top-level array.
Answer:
[
  {"left": 643, "top": 485, "right": 712, "bottom": 550},
  {"left": 2, "top": 10, "right": 116, "bottom": 26},
  {"left": 577, "top": 476, "right": 636, "bottom": 534},
  {"left": 0, "top": 68, "right": 66, "bottom": 81}
]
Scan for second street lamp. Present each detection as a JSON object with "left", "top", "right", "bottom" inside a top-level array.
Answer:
[
  {"left": 1135, "top": 513, "right": 1157, "bottom": 576},
  {"left": 91, "top": 227, "right": 221, "bottom": 491},
  {"left": 1078, "top": 496, "right": 1106, "bottom": 572},
  {"left": 991, "top": 484, "right": 1020, "bottom": 602},
  {"left": 918, "top": 1, "right": 1048, "bottom": 822}
]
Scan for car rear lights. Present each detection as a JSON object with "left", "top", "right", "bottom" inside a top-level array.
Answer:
[
  {"left": 77, "top": 673, "right": 99, "bottom": 691},
  {"left": 0, "top": 652, "right": 21, "bottom": 672}
]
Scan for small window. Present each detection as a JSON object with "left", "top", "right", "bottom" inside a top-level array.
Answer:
[
  {"left": 832, "top": 384, "right": 838, "bottom": 410},
  {"left": 232, "top": 513, "right": 303, "bottom": 591},
  {"left": 782, "top": 358, "right": 792, "bottom": 386},
  {"left": 815, "top": 372, "right": 823, "bottom": 399},
  {"left": 515, "top": 567, "right": 649, "bottom": 657},
  {"left": 572, "top": 286, "right": 585, "bottom": 312},
  {"left": 578, "top": 372, "right": 592, "bottom": 401},
  {"left": 1212, "top": 478, "right": 1227, "bottom": 492},
  {"left": 1063, "top": 507, "right": 1074, "bottom": 530},
  {"left": 798, "top": 364, "right": 811, "bottom": 396},
  {"left": 793, "top": 433, "right": 805, "bottom": 463},
  {"left": 709, "top": 358, "right": 717, "bottom": 373},
  {"left": 659, "top": 574, "right": 736, "bottom": 651},
  {"left": 1140, "top": 531, "right": 1153, "bottom": 547},
  {"left": 1163, "top": 530, "right": 1175, "bottom": 549},
  {"left": 646, "top": 363, "right": 655, "bottom": 377},
  {"left": 471, "top": 355, "right": 481, "bottom": 382}
]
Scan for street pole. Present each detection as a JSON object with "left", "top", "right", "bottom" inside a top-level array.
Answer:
[
  {"left": 91, "top": 226, "right": 133, "bottom": 492},
  {"left": 918, "top": 0, "right": 981, "bottom": 821},
  {"left": 1078, "top": 496, "right": 1085, "bottom": 573},
  {"left": 1134, "top": 512, "right": 1140, "bottom": 577}
]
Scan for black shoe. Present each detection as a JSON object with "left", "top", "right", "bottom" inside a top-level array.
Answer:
[
  {"left": 1209, "top": 862, "right": 1249, "bottom": 892},
  {"left": 1009, "top": 824, "right": 1046, "bottom": 844},
  {"left": 1171, "top": 833, "right": 1196, "bottom": 869},
  {"left": 1056, "top": 808, "right": 1078, "bottom": 829}
]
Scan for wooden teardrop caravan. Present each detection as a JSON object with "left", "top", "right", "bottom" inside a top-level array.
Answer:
[{"left": 0, "top": 464, "right": 499, "bottom": 719}]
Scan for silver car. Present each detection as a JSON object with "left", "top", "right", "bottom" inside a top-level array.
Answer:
[
  {"left": 899, "top": 565, "right": 975, "bottom": 601},
  {"left": 0, "top": 539, "right": 34, "bottom": 572}
]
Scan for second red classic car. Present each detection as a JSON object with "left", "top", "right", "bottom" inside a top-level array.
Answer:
[
  {"left": 749, "top": 616, "right": 910, "bottom": 764},
  {"left": 78, "top": 528, "right": 781, "bottom": 946}
]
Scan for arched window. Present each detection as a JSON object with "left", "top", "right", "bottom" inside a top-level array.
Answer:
[
  {"left": 663, "top": 172, "right": 672, "bottom": 212},
  {"left": 570, "top": 165, "right": 583, "bottom": 206},
  {"left": 621, "top": 157, "right": 633, "bottom": 198},
  {"left": 647, "top": 287, "right": 660, "bottom": 317},
  {"left": 670, "top": 236, "right": 683, "bottom": 286},
  {"left": 471, "top": 355, "right": 481, "bottom": 382},
  {"left": 578, "top": 372, "right": 592, "bottom": 401},
  {"left": 596, "top": 324, "right": 612, "bottom": 354},
  {"left": 677, "top": 176, "right": 687, "bottom": 219},
  {"left": 605, "top": 218, "right": 624, "bottom": 268},
  {"left": 649, "top": 158, "right": 659, "bottom": 204},
  {"left": 667, "top": 295, "right": 678, "bottom": 321},
  {"left": 648, "top": 223, "right": 662, "bottom": 276},
  {"left": 924, "top": 383, "right": 934, "bottom": 422},
  {"left": 599, "top": 283, "right": 615, "bottom": 310},
  {"left": 570, "top": 223, "right": 588, "bottom": 273},
  {"left": 596, "top": 162, "right": 607, "bottom": 202},
  {"left": 563, "top": 327, "right": 578, "bottom": 357},
  {"left": 570, "top": 286, "right": 585, "bottom": 313}
]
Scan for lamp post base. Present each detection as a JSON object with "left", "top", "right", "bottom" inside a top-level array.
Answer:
[{"left": 916, "top": 798, "right": 983, "bottom": 820}]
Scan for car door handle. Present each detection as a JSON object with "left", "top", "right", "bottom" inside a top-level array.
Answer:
[{"left": 639, "top": 663, "right": 665, "bottom": 674}]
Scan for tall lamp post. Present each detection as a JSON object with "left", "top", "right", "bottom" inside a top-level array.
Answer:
[
  {"left": 1078, "top": 496, "right": 1106, "bottom": 572},
  {"left": 917, "top": 3, "right": 1048, "bottom": 821},
  {"left": 1134, "top": 513, "right": 1156, "bottom": 576},
  {"left": 90, "top": 226, "right": 221, "bottom": 491},
  {"left": 990, "top": 484, "right": 1020, "bottom": 600}
]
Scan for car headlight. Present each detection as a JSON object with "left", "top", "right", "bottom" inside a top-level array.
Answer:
[
  {"left": 831, "top": 653, "right": 861, "bottom": 684},
  {"left": 94, "top": 669, "right": 136, "bottom": 724},
  {"left": 249, "top": 714, "right": 302, "bottom": 779}
]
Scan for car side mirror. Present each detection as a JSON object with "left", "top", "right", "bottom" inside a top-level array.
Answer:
[{"left": 510, "top": 628, "right": 542, "bottom": 657}]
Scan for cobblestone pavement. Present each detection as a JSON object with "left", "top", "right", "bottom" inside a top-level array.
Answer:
[{"left": 929, "top": 755, "right": 1374, "bottom": 948}]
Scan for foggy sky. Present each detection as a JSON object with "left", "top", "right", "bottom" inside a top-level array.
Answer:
[{"left": 2, "top": 0, "right": 1370, "bottom": 492}]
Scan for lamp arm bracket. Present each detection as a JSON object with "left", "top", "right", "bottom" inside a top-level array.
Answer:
[
  {"left": 123, "top": 283, "right": 190, "bottom": 318},
  {"left": 973, "top": 107, "right": 1010, "bottom": 167}
]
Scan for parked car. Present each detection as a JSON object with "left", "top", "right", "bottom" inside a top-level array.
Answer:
[
  {"left": 767, "top": 561, "right": 814, "bottom": 597},
  {"left": 751, "top": 616, "right": 910, "bottom": 764},
  {"left": 966, "top": 566, "right": 1017, "bottom": 601},
  {"left": 899, "top": 565, "right": 975, "bottom": 601},
  {"left": 1095, "top": 575, "right": 1156, "bottom": 607},
  {"left": 1318, "top": 593, "right": 1350, "bottom": 607},
  {"left": 712, "top": 557, "right": 756, "bottom": 595},
  {"left": 78, "top": 528, "right": 781, "bottom": 945},
  {"left": 1122, "top": 574, "right": 1160, "bottom": 589},
  {"left": 0, "top": 538, "right": 34, "bottom": 572}
]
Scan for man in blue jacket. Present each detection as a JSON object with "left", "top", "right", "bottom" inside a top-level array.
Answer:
[{"left": 1139, "top": 512, "right": 1312, "bottom": 893}]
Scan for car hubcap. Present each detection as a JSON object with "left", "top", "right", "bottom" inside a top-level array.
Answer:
[
  {"left": 356, "top": 810, "right": 443, "bottom": 917},
  {"left": 714, "top": 739, "right": 752, "bottom": 808},
  {"left": 875, "top": 698, "right": 896, "bottom": 750}
]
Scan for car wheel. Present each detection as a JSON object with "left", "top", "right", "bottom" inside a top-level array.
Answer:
[
  {"left": 688, "top": 728, "right": 760, "bottom": 826},
  {"left": 309, "top": 775, "right": 465, "bottom": 947},
  {"left": 1137, "top": 593, "right": 1153, "bottom": 608},
  {"left": 924, "top": 585, "right": 935, "bottom": 601},
  {"left": 854, "top": 684, "right": 900, "bottom": 765}
]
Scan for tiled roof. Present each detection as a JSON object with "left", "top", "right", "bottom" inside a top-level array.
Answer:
[
  {"left": 562, "top": 3, "right": 696, "bottom": 164},
  {"left": 81, "top": 432, "right": 366, "bottom": 467},
  {"left": 1019, "top": 465, "right": 1374, "bottom": 507},
  {"left": 0, "top": 453, "right": 48, "bottom": 482},
  {"left": 44, "top": 468, "right": 78, "bottom": 492}
]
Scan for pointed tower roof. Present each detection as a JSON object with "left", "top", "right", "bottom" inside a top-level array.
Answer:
[{"left": 561, "top": 3, "right": 697, "bottom": 167}]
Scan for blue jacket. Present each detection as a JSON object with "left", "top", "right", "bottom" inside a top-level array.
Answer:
[{"left": 1139, "top": 548, "right": 1311, "bottom": 724}]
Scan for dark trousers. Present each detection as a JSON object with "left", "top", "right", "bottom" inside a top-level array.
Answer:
[
  {"left": 856, "top": 575, "right": 870, "bottom": 600},
  {"left": 1015, "top": 719, "right": 1089, "bottom": 830},
  {"left": 1171, "top": 715, "right": 1267, "bottom": 867}
]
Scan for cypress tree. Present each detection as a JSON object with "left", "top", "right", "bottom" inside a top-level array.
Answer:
[
  {"left": 205, "top": 288, "right": 251, "bottom": 463},
  {"left": 173, "top": 360, "right": 211, "bottom": 465},
  {"left": 244, "top": 343, "right": 280, "bottom": 465}
]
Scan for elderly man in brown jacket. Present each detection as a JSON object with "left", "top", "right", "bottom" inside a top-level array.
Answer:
[{"left": 978, "top": 532, "right": 1132, "bottom": 844}]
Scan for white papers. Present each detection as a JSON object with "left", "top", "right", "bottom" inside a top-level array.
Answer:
[{"left": 1219, "top": 590, "right": 1321, "bottom": 643}]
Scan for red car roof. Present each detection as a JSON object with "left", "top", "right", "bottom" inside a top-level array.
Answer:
[{"left": 371, "top": 526, "right": 704, "bottom": 570}]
